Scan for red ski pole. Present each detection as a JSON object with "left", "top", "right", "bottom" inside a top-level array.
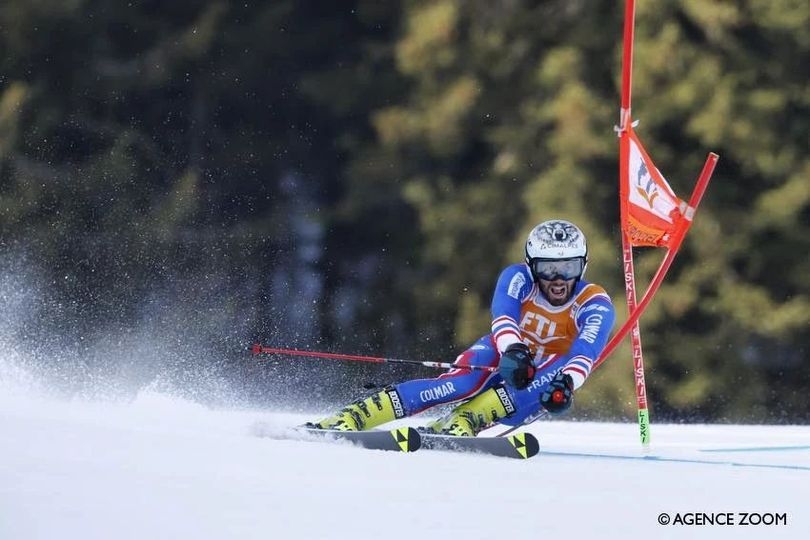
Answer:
[{"left": 251, "top": 344, "right": 498, "bottom": 372}]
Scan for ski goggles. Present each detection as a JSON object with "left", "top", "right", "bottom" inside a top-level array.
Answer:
[{"left": 529, "top": 257, "right": 586, "bottom": 281}]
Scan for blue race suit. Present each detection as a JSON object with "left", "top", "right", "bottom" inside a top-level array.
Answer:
[{"left": 391, "top": 263, "right": 615, "bottom": 425}]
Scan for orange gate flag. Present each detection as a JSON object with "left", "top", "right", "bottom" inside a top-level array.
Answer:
[{"left": 620, "top": 125, "right": 689, "bottom": 248}]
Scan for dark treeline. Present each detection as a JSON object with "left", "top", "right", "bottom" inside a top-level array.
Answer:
[{"left": 1, "top": 1, "right": 808, "bottom": 422}]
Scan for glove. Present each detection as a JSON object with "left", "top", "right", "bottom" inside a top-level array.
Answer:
[
  {"left": 540, "top": 371, "right": 574, "bottom": 415},
  {"left": 498, "top": 343, "right": 535, "bottom": 390}
]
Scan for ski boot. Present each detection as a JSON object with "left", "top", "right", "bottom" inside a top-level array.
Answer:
[
  {"left": 434, "top": 385, "right": 517, "bottom": 436},
  {"left": 309, "top": 386, "right": 406, "bottom": 431}
]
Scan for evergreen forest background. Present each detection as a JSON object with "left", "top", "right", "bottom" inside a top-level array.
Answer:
[{"left": 1, "top": 0, "right": 808, "bottom": 423}]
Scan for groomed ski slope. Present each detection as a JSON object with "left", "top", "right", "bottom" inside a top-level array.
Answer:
[{"left": 1, "top": 387, "right": 808, "bottom": 540}]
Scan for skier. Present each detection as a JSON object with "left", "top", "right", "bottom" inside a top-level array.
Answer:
[{"left": 310, "top": 219, "right": 615, "bottom": 436}]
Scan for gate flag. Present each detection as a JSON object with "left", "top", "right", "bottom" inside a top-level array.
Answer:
[{"left": 620, "top": 125, "right": 689, "bottom": 248}]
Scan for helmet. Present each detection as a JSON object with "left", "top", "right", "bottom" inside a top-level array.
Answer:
[{"left": 525, "top": 220, "right": 588, "bottom": 282}]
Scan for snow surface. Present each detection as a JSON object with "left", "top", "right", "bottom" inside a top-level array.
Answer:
[{"left": 2, "top": 381, "right": 809, "bottom": 540}]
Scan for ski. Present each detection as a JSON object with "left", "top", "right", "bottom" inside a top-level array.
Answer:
[
  {"left": 292, "top": 426, "right": 421, "bottom": 453},
  {"left": 260, "top": 424, "right": 536, "bottom": 458},
  {"left": 419, "top": 432, "right": 540, "bottom": 459}
]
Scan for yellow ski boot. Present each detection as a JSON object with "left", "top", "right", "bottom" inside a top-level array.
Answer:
[
  {"left": 436, "top": 385, "right": 516, "bottom": 436},
  {"left": 311, "top": 387, "right": 406, "bottom": 431}
]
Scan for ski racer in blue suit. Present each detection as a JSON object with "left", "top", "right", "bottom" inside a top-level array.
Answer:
[{"left": 311, "top": 219, "right": 615, "bottom": 436}]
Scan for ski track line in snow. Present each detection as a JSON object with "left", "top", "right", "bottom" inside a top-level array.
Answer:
[
  {"left": 699, "top": 445, "right": 810, "bottom": 453},
  {"left": 540, "top": 450, "right": 810, "bottom": 471}
]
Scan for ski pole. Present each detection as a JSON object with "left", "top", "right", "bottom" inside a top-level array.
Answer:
[{"left": 250, "top": 344, "right": 498, "bottom": 372}]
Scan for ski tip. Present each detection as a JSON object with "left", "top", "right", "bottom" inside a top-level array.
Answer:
[{"left": 507, "top": 432, "right": 540, "bottom": 459}]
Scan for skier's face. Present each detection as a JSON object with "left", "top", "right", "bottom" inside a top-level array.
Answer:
[{"left": 539, "top": 277, "right": 575, "bottom": 306}]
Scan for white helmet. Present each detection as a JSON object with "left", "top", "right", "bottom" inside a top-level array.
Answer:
[{"left": 525, "top": 220, "right": 588, "bottom": 282}]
